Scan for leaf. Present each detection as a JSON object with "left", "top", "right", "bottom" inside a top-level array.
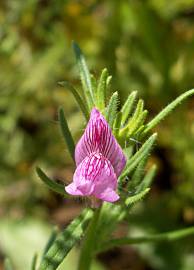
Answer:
[
  {"left": 72, "top": 42, "right": 94, "bottom": 109},
  {"left": 39, "top": 209, "right": 93, "bottom": 270},
  {"left": 129, "top": 155, "right": 149, "bottom": 190},
  {"left": 106, "top": 91, "right": 118, "bottom": 129},
  {"left": 121, "top": 91, "right": 137, "bottom": 126},
  {"left": 142, "top": 88, "right": 194, "bottom": 135},
  {"left": 119, "top": 133, "right": 157, "bottom": 181},
  {"left": 128, "top": 110, "right": 148, "bottom": 137},
  {"left": 36, "top": 167, "right": 67, "bottom": 196},
  {"left": 99, "top": 226, "right": 194, "bottom": 252},
  {"left": 130, "top": 99, "right": 144, "bottom": 122},
  {"left": 42, "top": 227, "right": 58, "bottom": 257},
  {"left": 58, "top": 81, "right": 89, "bottom": 120},
  {"left": 96, "top": 68, "right": 108, "bottom": 110},
  {"left": 90, "top": 74, "right": 97, "bottom": 98},
  {"left": 125, "top": 188, "right": 150, "bottom": 207},
  {"left": 136, "top": 164, "right": 157, "bottom": 192},
  {"left": 119, "top": 99, "right": 144, "bottom": 138},
  {"left": 58, "top": 107, "right": 75, "bottom": 161},
  {"left": 126, "top": 99, "right": 144, "bottom": 134},
  {"left": 4, "top": 258, "right": 13, "bottom": 270},
  {"left": 31, "top": 253, "right": 38, "bottom": 270},
  {"left": 106, "top": 75, "right": 112, "bottom": 97},
  {"left": 113, "top": 111, "right": 122, "bottom": 137}
]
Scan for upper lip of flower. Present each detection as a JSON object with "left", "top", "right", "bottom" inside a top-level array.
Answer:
[{"left": 65, "top": 108, "right": 126, "bottom": 203}]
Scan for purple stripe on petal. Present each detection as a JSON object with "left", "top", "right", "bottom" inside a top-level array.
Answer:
[
  {"left": 65, "top": 152, "right": 119, "bottom": 202},
  {"left": 75, "top": 108, "right": 126, "bottom": 177}
]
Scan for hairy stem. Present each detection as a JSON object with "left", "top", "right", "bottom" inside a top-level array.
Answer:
[
  {"left": 97, "top": 226, "right": 194, "bottom": 253},
  {"left": 78, "top": 207, "right": 101, "bottom": 270}
]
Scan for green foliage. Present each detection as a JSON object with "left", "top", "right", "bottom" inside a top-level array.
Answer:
[
  {"left": 136, "top": 164, "right": 157, "bottom": 193},
  {"left": 35, "top": 42, "right": 194, "bottom": 270},
  {"left": 72, "top": 42, "right": 94, "bottom": 110},
  {"left": 78, "top": 208, "right": 101, "bottom": 270},
  {"left": 142, "top": 88, "right": 194, "bottom": 135},
  {"left": 58, "top": 82, "right": 89, "bottom": 121},
  {"left": 125, "top": 188, "right": 150, "bottom": 207},
  {"left": 31, "top": 254, "right": 38, "bottom": 270},
  {"left": 36, "top": 167, "right": 66, "bottom": 196},
  {"left": 98, "top": 226, "right": 194, "bottom": 253},
  {"left": 94, "top": 204, "right": 125, "bottom": 253},
  {"left": 129, "top": 156, "right": 149, "bottom": 190},
  {"left": 121, "top": 91, "right": 137, "bottom": 126},
  {"left": 96, "top": 68, "right": 108, "bottom": 110},
  {"left": 119, "top": 133, "right": 157, "bottom": 181},
  {"left": 39, "top": 209, "right": 93, "bottom": 270},
  {"left": 106, "top": 91, "right": 119, "bottom": 128},
  {"left": 1, "top": 1, "right": 194, "bottom": 270},
  {"left": 42, "top": 227, "right": 59, "bottom": 258},
  {"left": 58, "top": 107, "right": 75, "bottom": 161},
  {"left": 113, "top": 111, "right": 122, "bottom": 137}
]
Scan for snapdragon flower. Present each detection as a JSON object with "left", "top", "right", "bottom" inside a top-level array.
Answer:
[{"left": 65, "top": 108, "right": 126, "bottom": 203}]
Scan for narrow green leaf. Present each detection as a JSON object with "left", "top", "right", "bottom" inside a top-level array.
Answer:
[
  {"left": 143, "top": 88, "right": 194, "bottom": 135},
  {"left": 123, "top": 145, "right": 134, "bottom": 160},
  {"left": 137, "top": 164, "right": 157, "bottom": 192},
  {"left": 36, "top": 167, "right": 66, "bottom": 196},
  {"left": 119, "top": 133, "right": 157, "bottom": 181},
  {"left": 125, "top": 188, "right": 150, "bottom": 207},
  {"left": 58, "top": 81, "right": 89, "bottom": 120},
  {"left": 58, "top": 107, "right": 75, "bottom": 161},
  {"left": 39, "top": 209, "right": 93, "bottom": 270},
  {"left": 129, "top": 156, "right": 148, "bottom": 190},
  {"left": 119, "top": 99, "right": 144, "bottom": 138},
  {"left": 131, "top": 99, "right": 144, "bottom": 122},
  {"left": 121, "top": 91, "right": 137, "bottom": 125},
  {"left": 106, "top": 91, "right": 118, "bottom": 129},
  {"left": 72, "top": 42, "right": 94, "bottom": 109},
  {"left": 4, "top": 258, "right": 13, "bottom": 270},
  {"left": 128, "top": 110, "right": 148, "bottom": 137},
  {"left": 106, "top": 75, "right": 112, "bottom": 98},
  {"left": 91, "top": 74, "right": 97, "bottom": 98},
  {"left": 113, "top": 111, "right": 122, "bottom": 137},
  {"left": 134, "top": 125, "right": 145, "bottom": 137},
  {"left": 31, "top": 253, "right": 38, "bottom": 270},
  {"left": 96, "top": 68, "right": 108, "bottom": 110},
  {"left": 42, "top": 227, "right": 58, "bottom": 257},
  {"left": 106, "top": 75, "right": 112, "bottom": 87},
  {"left": 99, "top": 226, "right": 194, "bottom": 252}
]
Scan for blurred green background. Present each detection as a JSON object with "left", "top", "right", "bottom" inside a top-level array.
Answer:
[{"left": 0, "top": 0, "right": 194, "bottom": 269}]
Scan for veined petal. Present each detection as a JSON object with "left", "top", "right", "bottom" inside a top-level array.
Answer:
[
  {"left": 65, "top": 152, "right": 119, "bottom": 202},
  {"left": 75, "top": 108, "right": 126, "bottom": 176}
]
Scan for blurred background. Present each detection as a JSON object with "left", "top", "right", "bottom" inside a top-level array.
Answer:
[{"left": 0, "top": 0, "right": 194, "bottom": 269}]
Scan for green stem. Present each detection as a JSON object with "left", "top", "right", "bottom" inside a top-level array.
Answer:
[
  {"left": 97, "top": 226, "right": 194, "bottom": 253},
  {"left": 78, "top": 207, "right": 101, "bottom": 270}
]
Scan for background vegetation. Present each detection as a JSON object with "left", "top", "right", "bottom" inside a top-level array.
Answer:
[{"left": 0, "top": 0, "right": 194, "bottom": 269}]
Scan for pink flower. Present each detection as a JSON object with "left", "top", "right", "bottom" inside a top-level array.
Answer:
[{"left": 65, "top": 108, "right": 126, "bottom": 202}]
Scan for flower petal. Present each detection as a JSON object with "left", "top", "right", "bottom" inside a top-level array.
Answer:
[
  {"left": 65, "top": 182, "right": 83, "bottom": 196},
  {"left": 75, "top": 108, "right": 126, "bottom": 176},
  {"left": 65, "top": 152, "right": 119, "bottom": 202},
  {"left": 94, "top": 188, "right": 119, "bottom": 203}
]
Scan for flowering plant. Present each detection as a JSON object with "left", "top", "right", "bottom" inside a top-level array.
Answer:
[{"left": 32, "top": 43, "right": 194, "bottom": 270}]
